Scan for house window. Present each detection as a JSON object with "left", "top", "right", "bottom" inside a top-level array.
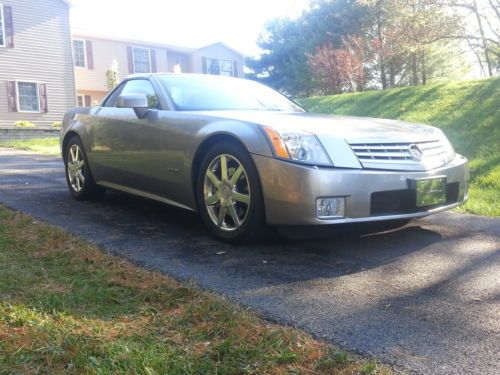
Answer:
[
  {"left": 133, "top": 47, "right": 151, "bottom": 73},
  {"left": 73, "top": 39, "right": 86, "bottom": 68},
  {"left": 77, "top": 95, "right": 84, "bottom": 107},
  {"left": 17, "top": 82, "right": 40, "bottom": 112},
  {"left": 0, "top": 4, "right": 5, "bottom": 47},
  {"left": 205, "top": 58, "right": 234, "bottom": 77}
]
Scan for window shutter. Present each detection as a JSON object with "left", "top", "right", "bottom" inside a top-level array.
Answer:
[
  {"left": 150, "top": 49, "right": 157, "bottom": 73},
  {"left": 7, "top": 81, "right": 17, "bottom": 112},
  {"left": 39, "top": 84, "right": 48, "bottom": 113},
  {"left": 127, "top": 46, "right": 134, "bottom": 73},
  {"left": 202, "top": 57, "right": 207, "bottom": 74},
  {"left": 85, "top": 40, "right": 94, "bottom": 69},
  {"left": 233, "top": 61, "right": 238, "bottom": 77},
  {"left": 84, "top": 95, "right": 91, "bottom": 107},
  {"left": 4, "top": 6, "right": 14, "bottom": 48}
]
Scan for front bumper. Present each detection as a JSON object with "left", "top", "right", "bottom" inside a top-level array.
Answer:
[{"left": 253, "top": 154, "right": 469, "bottom": 225}]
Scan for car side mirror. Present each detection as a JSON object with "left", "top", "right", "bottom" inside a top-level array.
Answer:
[{"left": 116, "top": 94, "right": 149, "bottom": 119}]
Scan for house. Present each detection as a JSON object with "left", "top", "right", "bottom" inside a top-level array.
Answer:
[
  {"left": 0, "top": 0, "right": 75, "bottom": 128},
  {"left": 71, "top": 31, "right": 246, "bottom": 106},
  {"left": 0, "top": 0, "right": 246, "bottom": 129}
]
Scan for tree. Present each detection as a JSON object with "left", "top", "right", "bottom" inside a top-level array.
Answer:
[
  {"left": 447, "top": 0, "right": 500, "bottom": 76},
  {"left": 105, "top": 59, "right": 120, "bottom": 91},
  {"left": 307, "top": 36, "right": 369, "bottom": 93},
  {"left": 247, "top": 18, "right": 314, "bottom": 95},
  {"left": 247, "top": 0, "right": 369, "bottom": 95},
  {"left": 360, "top": 0, "right": 461, "bottom": 87},
  {"left": 249, "top": 0, "right": 486, "bottom": 95}
]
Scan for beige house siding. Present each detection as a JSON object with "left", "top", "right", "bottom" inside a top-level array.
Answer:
[
  {"left": 167, "top": 51, "right": 191, "bottom": 74},
  {"left": 190, "top": 43, "right": 245, "bottom": 78},
  {"left": 77, "top": 90, "right": 108, "bottom": 106},
  {"left": 72, "top": 35, "right": 171, "bottom": 101},
  {"left": 0, "top": 0, "right": 75, "bottom": 128},
  {"left": 73, "top": 36, "right": 246, "bottom": 104}
]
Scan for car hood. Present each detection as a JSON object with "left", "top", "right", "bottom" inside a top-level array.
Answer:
[
  {"left": 194, "top": 111, "right": 452, "bottom": 171},
  {"left": 196, "top": 111, "right": 442, "bottom": 144}
]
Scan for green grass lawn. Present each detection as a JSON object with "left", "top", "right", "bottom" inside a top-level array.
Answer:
[
  {"left": 299, "top": 78, "right": 500, "bottom": 217},
  {"left": 0, "top": 206, "right": 388, "bottom": 374},
  {"left": 0, "top": 137, "right": 60, "bottom": 156}
]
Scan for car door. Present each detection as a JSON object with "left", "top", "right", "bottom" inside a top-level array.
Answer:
[{"left": 88, "top": 79, "right": 170, "bottom": 195}]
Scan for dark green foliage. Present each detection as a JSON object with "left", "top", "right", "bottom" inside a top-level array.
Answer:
[{"left": 247, "top": 0, "right": 369, "bottom": 95}]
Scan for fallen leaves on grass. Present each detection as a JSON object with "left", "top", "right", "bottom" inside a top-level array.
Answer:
[{"left": 0, "top": 206, "right": 391, "bottom": 374}]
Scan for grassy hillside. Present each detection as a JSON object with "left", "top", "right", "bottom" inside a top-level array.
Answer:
[{"left": 299, "top": 78, "right": 500, "bottom": 217}]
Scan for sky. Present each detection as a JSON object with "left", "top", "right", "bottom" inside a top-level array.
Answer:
[{"left": 69, "top": 0, "right": 310, "bottom": 56}]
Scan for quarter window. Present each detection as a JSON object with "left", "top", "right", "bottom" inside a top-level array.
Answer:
[
  {"left": 17, "top": 82, "right": 40, "bottom": 112},
  {"left": 205, "top": 58, "right": 234, "bottom": 77},
  {"left": 73, "top": 40, "right": 86, "bottom": 67},
  {"left": 0, "top": 4, "right": 5, "bottom": 47},
  {"left": 133, "top": 47, "right": 151, "bottom": 73}
]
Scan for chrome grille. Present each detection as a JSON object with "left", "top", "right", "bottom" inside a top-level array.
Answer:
[{"left": 349, "top": 140, "right": 450, "bottom": 170}]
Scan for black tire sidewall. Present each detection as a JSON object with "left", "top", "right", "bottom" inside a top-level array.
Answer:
[{"left": 196, "top": 141, "right": 266, "bottom": 243}]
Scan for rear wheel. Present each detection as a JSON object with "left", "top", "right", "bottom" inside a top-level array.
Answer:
[
  {"left": 64, "top": 136, "right": 104, "bottom": 200},
  {"left": 197, "top": 141, "right": 267, "bottom": 243}
]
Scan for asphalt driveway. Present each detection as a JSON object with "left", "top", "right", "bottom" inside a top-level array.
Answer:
[{"left": 0, "top": 147, "right": 498, "bottom": 375}]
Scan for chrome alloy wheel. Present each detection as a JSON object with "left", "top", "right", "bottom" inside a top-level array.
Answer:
[
  {"left": 204, "top": 154, "right": 251, "bottom": 232},
  {"left": 67, "top": 144, "right": 85, "bottom": 193}
]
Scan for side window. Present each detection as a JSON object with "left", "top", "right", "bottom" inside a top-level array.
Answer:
[
  {"left": 103, "top": 83, "right": 125, "bottom": 107},
  {"left": 120, "top": 79, "right": 159, "bottom": 109}
]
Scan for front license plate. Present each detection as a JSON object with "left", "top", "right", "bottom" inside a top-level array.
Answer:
[{"left": 416, "top": 177, "right": 447, "bottom": 207}]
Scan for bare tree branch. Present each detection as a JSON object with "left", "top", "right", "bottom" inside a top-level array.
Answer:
[
  {"left": 487, "top": 0, "right": 500, "bottom": 21},
  {"left": 481, "top": 14, "right": 500, "bottom": 38}
]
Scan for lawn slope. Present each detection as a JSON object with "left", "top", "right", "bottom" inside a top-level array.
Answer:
[{"left": 299, "top": 78, "right": 500, "bottom": 217}]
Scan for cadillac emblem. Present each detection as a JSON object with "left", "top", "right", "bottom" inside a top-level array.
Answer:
[{"left": 409, "top": 144, "right": 423, "bottom": 161}]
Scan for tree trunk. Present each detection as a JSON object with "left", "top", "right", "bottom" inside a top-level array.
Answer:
[
  {"left": 473, "top": 0, "right": 493, "bottom": 76},
  {"left": 421, "top": 53, "right": 427, "bottom": 85},
  {"left": 389, "top": 63, "right": 396, "bottom": 88},
  {"left": 376, "top": 13, "right": 387, "bottom": 89},
  {"left": 411, "top": 53, "right": 419, "bottom": 86}
]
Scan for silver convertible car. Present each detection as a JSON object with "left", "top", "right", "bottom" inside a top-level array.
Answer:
[{"left": 61, "top": 74, "right": 469, "bottom": 242}]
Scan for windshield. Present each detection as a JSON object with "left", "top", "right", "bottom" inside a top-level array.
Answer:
[{"left": 157, "top": 74, "right": 304, "bottom": 112}]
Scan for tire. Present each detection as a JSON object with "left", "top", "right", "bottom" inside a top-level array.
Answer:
[
  {"left": 196, "top": 141, "right": 267, "bottom": 243},
  {"left": 64, "top": 136, "right": 104, "bottom": 200}
]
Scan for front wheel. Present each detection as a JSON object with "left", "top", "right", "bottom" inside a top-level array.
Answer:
[
  {"left": 196, "top": 142, "right": 267, "bottom": 243},
  {"left": 64, "top": 136, "right": 104, "bottom": 200}
]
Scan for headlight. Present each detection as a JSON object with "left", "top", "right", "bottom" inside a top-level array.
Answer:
[
  {"left": 437, "top": 130, "right": 456, "bottom": 160},
  {"left": 262, "top": 126, "right": 332, "bottom": 166}
]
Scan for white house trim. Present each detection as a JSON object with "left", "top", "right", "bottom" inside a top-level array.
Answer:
[
  {"left": 15, "top": 81, "right": 41, "bottom": 113},
  {"left": 72, "top": 38, "right": 87, "bottom": 69},
  {"left": 0, "top": 4, "right": 6, "bottom": 48}
]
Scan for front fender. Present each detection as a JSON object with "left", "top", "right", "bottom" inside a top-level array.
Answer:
[
  {"left": 61, "top": 109, "right": 94, "bottom": 161},
  {"left": 194, "top": 120, "right": 273, "bottom": 158}
]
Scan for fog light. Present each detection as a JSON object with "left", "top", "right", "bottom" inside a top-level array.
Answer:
[{"left": 316, "top": 197, "right": 345, "bottom": 219}]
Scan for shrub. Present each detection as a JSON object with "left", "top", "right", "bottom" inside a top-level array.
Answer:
[
  {"left": 51, "top": 121, "right": 62, "bottom": 128},
  {"left": 15, "top": 121, "right": 36, "bottom": 128}
]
